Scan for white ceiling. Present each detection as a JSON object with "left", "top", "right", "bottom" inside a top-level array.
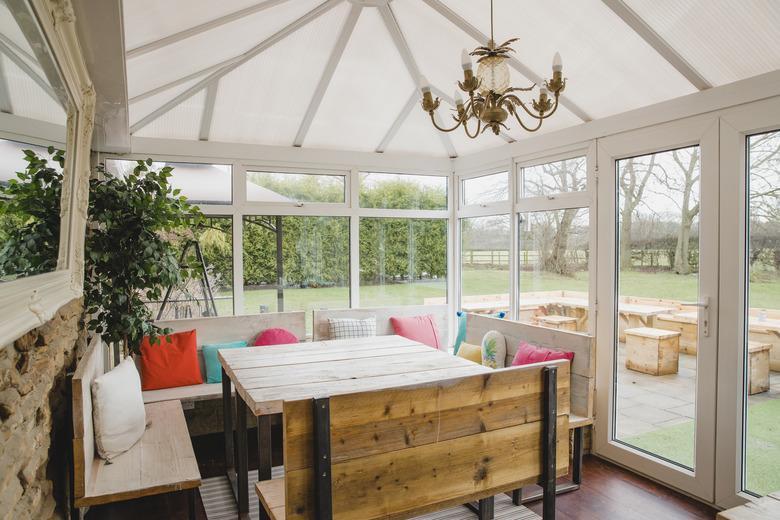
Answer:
[{"left": 117, "top": 0, "right": 780, "bottom": 158}]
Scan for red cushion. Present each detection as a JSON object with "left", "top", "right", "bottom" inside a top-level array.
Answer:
[
  {"left": 139, "top": 329, "right": 202, "bottom": 391},
  {"left": 390, "top": 314, "right": 441, "bottom": 349},
  {"left": 253, "top": 328, "right": 299, "bottom": 346},
  {"left": 511, "top": 341, "right": 575, "bottom": 366}
]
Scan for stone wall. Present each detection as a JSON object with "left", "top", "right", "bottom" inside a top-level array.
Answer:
[{"left": 0, "top": 299, "right": 84, "bottom": 520}]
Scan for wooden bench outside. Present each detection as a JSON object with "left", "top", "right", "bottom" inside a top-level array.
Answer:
[
  {"left": 625, "top": 327, "right": 681, "bottom": 376},
  {"left": 536, "top": 315, "right": 578, "bottom": 331},
  {"left": 256, "top": 362, "right": 570, "bottom": 519},
  {"left": 141, "top": 312, "right": 306, "bottom": 405},
  {"left": 748, "top": 341, "right": 772, "bottom": 395},
  {"left": 464, "top": 313, "right": 594, "bottom": 504},
  {"left": 312, "top": 304, "right": 449, "bottom": 345},
  {"left": 72, "top": 336, "right": 201, "bottom": 516},
  {"left": 655, "top": 313, "right": 698, "bottom": 354}
]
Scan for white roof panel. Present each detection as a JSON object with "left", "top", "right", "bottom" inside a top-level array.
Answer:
[{"left": 133, "top": 89, "right": 205, "bottom": 140}]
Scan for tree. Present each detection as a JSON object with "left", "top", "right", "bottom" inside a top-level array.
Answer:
[
  {"left": 669, "top": 148, "right": 700, "bottom": 274},
  {"left": 618, "top": 155, "right": 657, "bottom": 269}
]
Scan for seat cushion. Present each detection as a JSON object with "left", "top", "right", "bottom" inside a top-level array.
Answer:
[
  {"left": 456, "top": 342, "right": 483, "bottom": 364},
  {"left": 390, "top": 314, "right": 442, "bottom": 349},
  {"left": 91, "top": 357, "right": 146, "bottom": 461},
  {"left": 254, "top": 328, "right": 299, "bottom": 346},
  {"left": 328, "top": 317, "right": 377, "bottom": 340},
  {"left": 140, "top": 329, "right": 203, "bottom": 390},
  {"left": 481, "top": 330, "right": 507, "bottom": 368},
  {"left": 511, "top": 341, "right": 575, "bottom": 366},
  {"left": 202, "top": 340, "right": 248, "bottom": 383}
]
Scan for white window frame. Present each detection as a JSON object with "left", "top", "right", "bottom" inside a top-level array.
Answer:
[{"left": 243, "top": 165, "right": 350, "bottom": 210}]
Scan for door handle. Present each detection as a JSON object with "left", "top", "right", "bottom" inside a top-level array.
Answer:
[{"left": 678, "top": 297, "right": 710, "bottom": 337}]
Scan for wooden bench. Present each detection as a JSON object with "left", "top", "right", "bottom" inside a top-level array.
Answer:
[
  {"left": 464, "top": 313, "right": 594, "bottom": 504},
  {"left": 748, "top": 341, "right": 772, "bottom": 395},
  {"left": 625, "top": 327, "right": 681, "bottom": 376},
  {"left": 72, "top": 336, "right": 201, "bottom": 516},
  {"left": 312, "top": 304, "right": 449, "bottom": 345},
  {"left": 655, "top": 313, "right": 698, "bottom": 354},
  {"left": 256, "top": 362, "right": 570, "bottom": 519},
  {"left": 140, "top": 312, "right": 306, "bottom": 406},
  {"left": 536, "top": 315, "right": 578, "bottom": 331}
]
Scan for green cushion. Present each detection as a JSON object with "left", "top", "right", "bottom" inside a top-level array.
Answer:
[{"left": 202, "top": 340, "right": 248, "bottom": 383}]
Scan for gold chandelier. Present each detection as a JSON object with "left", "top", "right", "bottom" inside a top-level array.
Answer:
[{"left": 419, "top": 0, "right": 567, "bottom": 138}]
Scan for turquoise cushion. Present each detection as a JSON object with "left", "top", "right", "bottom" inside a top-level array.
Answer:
[
  {"left": 202, "top": 341, "right": 248, "bottom": 383},
  {"left": 453, "top": 310, "right": 506, "bottom": 355}
]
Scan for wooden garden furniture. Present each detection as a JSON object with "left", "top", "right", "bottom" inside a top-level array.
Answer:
[{"left": 625, "top": 327, "right": 681, "bottom": 376}]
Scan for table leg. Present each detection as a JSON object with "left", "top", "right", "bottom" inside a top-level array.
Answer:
[
  {"left": 236, "top": 393, "right": 249, "bottom": 518},
  {"left": 257, "top": 415, "right": 272, "bottom": 520},
  {"left": 222, "top": 368, "right": 238, "bottom": 501}
]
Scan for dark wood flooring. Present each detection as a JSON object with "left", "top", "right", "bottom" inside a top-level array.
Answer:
[{"left": 86, "top": 431, "right": 718, "bottom": 520}]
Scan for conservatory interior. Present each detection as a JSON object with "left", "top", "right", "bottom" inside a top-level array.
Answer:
[{"left": 2, "top": 0, "right": 780, "bottom": 519}]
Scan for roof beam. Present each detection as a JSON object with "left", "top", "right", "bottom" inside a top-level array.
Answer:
[
  {"left": 126, "top": 0, "right": 292, "bottom": 59},
  {"left": 293, "top": 3, "right": 361, "bottom": 147},
  {"left": 198, "top": 80, "right": 219, "bottom": 140},
  {"left": 0, "top": 37, "right": 61, "bottom": 107},
  {"left": 423, "top": 0, "right": 593, "bottom": 122},
  {"left": 0, "top": 57, "right": 13, "bottom": 114},
  {"left": 601, "top": 0, "right": 711, "bottom": 90},
  {"left": 130, "top": 0, "right": 342, "bottom": 134},
  {"left": 378, "top": 4, "right": 457, "bottom": 158},
  {"left": 0, "top": 34, "right": 38, "bottom": 68},
  {"left": 375, "top": 89, "right": 418, "bottom": 153},
  {"left": 129, "top": 65, "right": 219, "bottom": 104}
]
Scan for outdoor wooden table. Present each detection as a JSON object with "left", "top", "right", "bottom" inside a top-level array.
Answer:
[
  {"left": 218, "top": 335, "right": 490, "bottom": 519},
  {"left": 617, "top": 303, "right": 677, "bottom": 342}
]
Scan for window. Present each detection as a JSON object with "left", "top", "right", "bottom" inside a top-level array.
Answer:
[
  {"left": 149, "top": 216, "right": 234, "bottom": 319},
  {"left": 518, "top": 209, "right": 589, "bottom": 330},
  {"left": 0, "top": 139, "right": 62, "bottom": 282},
  {"left": 105, "top": 159, "right": 232, "bottom": 205},
  {"left": 460, "top": 215, "right": 511, "bottom": 314},
  {"left": 359, "top": 218, "right": 447, "bottom": 307},
  {"left": 246, "top": 171, "right": 345, "bottom": 204},
  {"left": 744, "top": 129, "right": 780, "bottom": 496},
  {"left": 520, "top": 156, "right": 586, "bottom": 198},
  {"left": 463, "top": 171, "right": 509, "bottom": 206},
  {"left": 359, "top": 172, "right": 447, "bottom": 210},
  {"left": 242, "top": 215, "right": 349, "bottom": 332}
]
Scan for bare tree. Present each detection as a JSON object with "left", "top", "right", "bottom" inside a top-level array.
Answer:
[
  {"left": 618, "top": 156, "right": 656, "bottom": 269},
  {"left": 669, "top": 148, "right": 700, "bottom": 274}
]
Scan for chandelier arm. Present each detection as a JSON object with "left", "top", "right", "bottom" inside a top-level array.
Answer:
[
  {"left": 510, "top": 109, "right": 545, "bottom": 132},
  {"left": 428, "top": 111, "right": 466, "bottom": 133},
  {"left": 463, "top": 116, "right": 481, "bottom": 139},
  {"left": 501, "top": 95, "right": 544, "bottom": 121},
  {"left": 539, "top": 97, "right": 561, "bottom": 119}
]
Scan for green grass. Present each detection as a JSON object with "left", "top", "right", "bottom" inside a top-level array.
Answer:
[{"left": 625, "top": 399, "right": 780, "bottom": 496}]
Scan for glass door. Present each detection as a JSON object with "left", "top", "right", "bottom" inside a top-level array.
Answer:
[{"left": 596, "top": 117, "right": 719, "bottom": 501}]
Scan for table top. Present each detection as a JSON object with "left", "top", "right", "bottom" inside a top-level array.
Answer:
[
  {"left": 218, "top": 335, "right": 490, "bottom": 416},
  {"left": 618, "top": 303, "right": 677, "bottom": 316}
]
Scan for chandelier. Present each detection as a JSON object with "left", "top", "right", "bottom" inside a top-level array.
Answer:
[{"left": 419, "top": 0, "right": 567, "bottom": 138}]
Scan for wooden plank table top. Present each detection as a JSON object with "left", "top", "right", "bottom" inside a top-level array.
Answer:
[
  {"left": 219, "top": 335, "right": 491, "bottom": 416},
  {"left": 618, "top": 303, "right": 677, "bottom": 317}
]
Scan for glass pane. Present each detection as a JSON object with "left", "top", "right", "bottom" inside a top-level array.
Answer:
[
  {"left": 359, "top": 218, "right": 447, "bottom": 307},
  {"left": 745, "top": 130, "right": 780, "bottom": 496},
  {"left": 360, "top": 172, "right": 447, "bottom": 210},
  {"left": 247, "top": 171, "right": 345, "bottom": 203},
  {"left": 147, "top": 216, "right": 234, "bottom": 319},
  {"left": 614, "top": 145, "right": 701, "bottom": 470},
  {"left": 518, "top": 209, "right": 589, "bottom": 332},
  {"left": 463, "top": 171, "right": 509, "bottom": 206},
  {"left": 242, "top": 215, "right": 349, "bottom": 334},
  {"left": 105, "top": 159, "right": 232, "bottom": 204},
  {"left": 460, "top": 215, "right": 510, "bottom": 314},
  {"left": 520, "top": 156, "right": 587, "bottom": 198}
]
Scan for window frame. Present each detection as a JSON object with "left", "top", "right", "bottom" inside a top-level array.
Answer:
[
  {"left": 459, "top": 169, "right": 511, "bottom": 212},
  {"left": 244, "top": 165, "right": 349, "bottom": 209}
]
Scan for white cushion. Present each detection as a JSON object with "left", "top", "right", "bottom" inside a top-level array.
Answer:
[
  {"left": 481, "top": 330, "right": 507, "bottom": 369},
  {"left": 328, "top": 317, "right": 377, "bottom": 339},
  {"left": 92, "top": 357, "right": 147, "bottom": 461}
]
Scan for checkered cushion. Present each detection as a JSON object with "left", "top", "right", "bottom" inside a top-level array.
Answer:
[{"left": 328, "top": 317, "right": 377, "bottom": 340}]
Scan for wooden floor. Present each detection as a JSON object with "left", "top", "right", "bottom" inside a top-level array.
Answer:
[{"left": 85, "top": 433, "right": 718, "bottom": 520}]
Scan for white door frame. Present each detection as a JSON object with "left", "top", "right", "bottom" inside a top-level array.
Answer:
[{"left": 594, "top": 114, "right": 720, "bottom": 502}]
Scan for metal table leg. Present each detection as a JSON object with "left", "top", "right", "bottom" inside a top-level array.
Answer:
[
  {"left": 222, "top": 368, "right": 238, "bottom": 501},
  {"left": 236, "top": 393, "right": 249, "bottom": 518},
  {"left": 257, "top": 415, "right": 272, "bottom": 520}
]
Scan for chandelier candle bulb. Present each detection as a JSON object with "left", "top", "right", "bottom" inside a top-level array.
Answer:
[
  {"left": 454, "top": 90, "right": 464, "bottom": 107},
  {"left": 461, "top": 48, "right": 472, "bottom": 71},
  {"left": 553, "top": 52, "right": 563, "bottom": 72},
  {"left": 418, "top": 75, "right": 431, "bottom": 93}
]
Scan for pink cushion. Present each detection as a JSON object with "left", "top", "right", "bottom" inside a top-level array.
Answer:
[
  {"left": 511, "top": 341, "right": 574, "bottom": 366},
  {"left": 253, "top": 328, "right": 299, "bottom": 346},
  {"left": 390, "top": 314, "right": 441, "bottom": 349}
]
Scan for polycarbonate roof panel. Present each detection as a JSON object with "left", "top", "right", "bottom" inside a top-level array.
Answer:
[
  {"left": 443, "top": 0, "right": 696, "bottom": 119},
  {"left": 383, "top": 104, "right": 448, "bottom": 156},
  {"left": 128, "top": 76, "right": 204, "bottom": 128},
  {"left": 133, "top": 89, "right": 205, "bottom": 140},
  {"left": 125, "top": 0, "right": 321, "bottom": 98},
  {"left": 304, "top": 8, "right": 414, "bottom": 153},
  {"left": 0, "top": 1, "right": 36, "bottom": 59},
  {"left": 626, "top": 0, "right": 780, "bottom": 86},
  {"left": 1, "top": 55, "right": 65, "bottom": 125},
  {"left": 208, "top": 2, "right": 347, "bottom": 146}
]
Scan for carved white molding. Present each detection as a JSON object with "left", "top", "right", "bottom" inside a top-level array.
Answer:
[{"left": 0, "top": 0, "right": 94, "bottom": 347}]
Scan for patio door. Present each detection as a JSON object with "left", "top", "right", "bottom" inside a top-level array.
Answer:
[{"left": 595, "top": 116, "right": 719, "bottom": 501}]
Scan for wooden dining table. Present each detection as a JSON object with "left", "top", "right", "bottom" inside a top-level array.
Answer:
[{"left": 218, "top": 335, "right": 490, "bottom": 519}]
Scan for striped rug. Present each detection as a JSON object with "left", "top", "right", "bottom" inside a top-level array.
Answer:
[{"left": 201, "top": 467, "right": 540, "bottom": 520}]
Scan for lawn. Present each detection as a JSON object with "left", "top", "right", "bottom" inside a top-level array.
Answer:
[{"left": 625, "top": 399, "right": 780, "bottom": 496}]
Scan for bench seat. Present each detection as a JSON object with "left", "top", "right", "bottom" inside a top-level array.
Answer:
[
  {"left": 256, "top": 478, "right": 286, "bottom": 520},
  {"left": 142, "top": 382, "right": 224, "bottom": 404},
  {"left": 75, "top": 400, "right": 201, "bottom": 507}
]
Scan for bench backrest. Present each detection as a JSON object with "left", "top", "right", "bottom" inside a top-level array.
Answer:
[
  {"left": 72, "top": 335, "right": 104, "bottom": 500},
  {"left": 281, "top": 362, "right": 570, "bottom": 519},
  {"left": 465, "top": 313, "right": 595, "bottom": 420},
  {"left": 312, "top": 305, "right": 449, "bottom": 345}
]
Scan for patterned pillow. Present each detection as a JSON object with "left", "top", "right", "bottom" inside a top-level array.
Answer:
[
  {"left": 481, "top": 330, "right": 507, "bottom": 369},
  {"left": 328, "top": 317, "right": 377, "bottom": 340}
]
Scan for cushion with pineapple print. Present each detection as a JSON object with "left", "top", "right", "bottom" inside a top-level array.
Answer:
[{"left": 481, "top": 330, "right": 507, "bottom": 369}]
